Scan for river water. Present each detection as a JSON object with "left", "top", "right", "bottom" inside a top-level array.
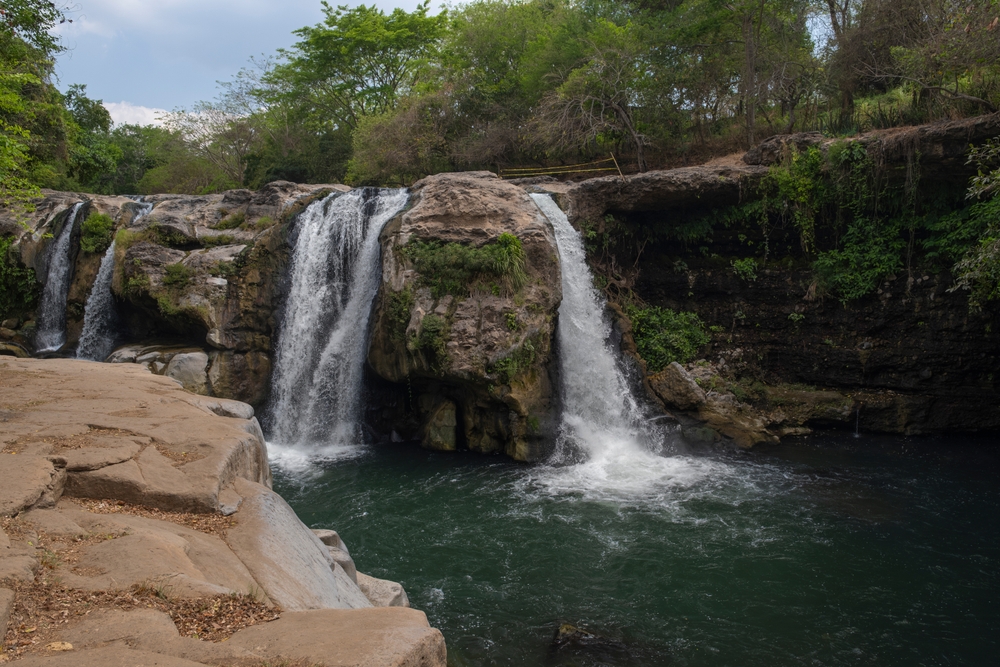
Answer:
[
  {"left": 266, "top": 189, "right": 998, "bottom": 666},
  {"left": 273, "top": 433, "right": 1000, "bottom": 667}
]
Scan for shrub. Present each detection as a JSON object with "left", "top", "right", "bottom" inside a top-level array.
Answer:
[
  {"left": 80, "top": 212, "right": 115, "bottom": 254},
  {"left": 386, "top": 287, "right": 414, "bottom": 341},
  {"left": 213, "top": 211, "right": 246, "bottom": 230},
  {"left": 731, "top": 257, "right": 758, "bottom": 283},
  {"left": 625, "top": 305, "right": 710, "bottom": 373},
  {"left": 162, "top": 263, "right": 194, "bottom": 288},
  {"left": 400, "top": 232, "right": 527, "bottom": 298},
  {"left": 0, "top": 236, "right": 38, "bottom": 319},
  {"left": 813, "top": 216, "right": 904, "bottom": 304},
  {"left": 488, "top": 337, "right": 537, "bottom": 384},
  {"left": 201, "top": 234, "right": 236, "bottom": 248},
  {"left": 412, "top": 313, "right": 448, "bottom": 367}
]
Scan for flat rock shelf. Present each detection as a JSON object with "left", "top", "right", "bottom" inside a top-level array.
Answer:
[{"left": 0, "top": 358, "right": 446, "bottom": 666}]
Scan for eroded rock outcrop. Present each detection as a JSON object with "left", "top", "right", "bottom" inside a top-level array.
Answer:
[
  {"left": 368, "top": 172, "right": 562, "bottom": 461},
  {"left": 0, "top": 358, "right": 444, "bottom": 665},
  {"left": 0, "top": 182, "right": 347, "bottom": 407}
]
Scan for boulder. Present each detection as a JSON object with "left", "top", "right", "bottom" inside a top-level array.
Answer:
[
  {"left": 648, "top": 362, "right": 706, "bottom": 411},
  {"left": 0, "top": 358, "right": 271, "bottom": 513},
  {"left": 224, "top": 478, "right": 371, "bottom": 611},
  {"left": 368, "top": 171, "right": 562, "bottom": 461},
  {"left": 562, "top": 164, "right": 768, "bottom": 227},
  {"left": 0, "top": 454, "right": 66, "bottom": 516},
  {"left": 357, "top": 572, "right": 411, "bottom": 608},
  {"left": 421, "top": 398, "right": 458, "bottom": 451},
  {"left": 10, "top": 646, "right": 211, "bottom": 667},
  {"left": 164, "top": 351, "right": 210, "bottom": 394},
  {"left": 47, "top": 504, "right": 261, "bottom": 599},
  {"left": 58, "top": 443, "right": 141, "bottom": 472},
  {"left": 225, "top": 607, "right": 446, "bottom": 667},
  {"left": 0, "top": 587, "right": 13, "bottom": 640}
]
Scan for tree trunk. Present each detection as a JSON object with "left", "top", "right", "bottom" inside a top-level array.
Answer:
[{"left": 742, "top": 11, "right": 757, "bottom": 146}]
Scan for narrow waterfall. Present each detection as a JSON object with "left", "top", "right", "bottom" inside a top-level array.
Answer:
[
  {"left": 35, "top": 202, "right": 83, "bottom": 352},
  {"left": 531, "top": 194, "right": 708, "bottom": 498},
  {"left": 530, "top": 194, "right": 649, "bottom": 452},
  {"left": 76, "top": 240, "right": 119, "bottom": 361},
  {"left": 77, "top": 201, "right": 151, "bottom": 361},
  {"left": 267, "top": 188, "right": 408, "bottom": 464}
]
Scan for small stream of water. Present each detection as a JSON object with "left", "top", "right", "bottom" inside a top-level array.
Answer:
[
  {"left": 76, "top": 239, "right": 119, "bottom": 361},
  {"left": 35, "top": 202, "right": 83, "bottom": 352}
]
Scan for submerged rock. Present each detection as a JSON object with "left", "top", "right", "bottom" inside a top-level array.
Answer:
[{"left": 548, "top": 623, "right": 632, "bottom": 665}]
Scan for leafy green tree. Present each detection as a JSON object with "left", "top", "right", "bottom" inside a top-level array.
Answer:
[
  {"left": 268, "top": 1, "right": 448, "bottom": 132},
  {"left": 534, "top": 18, "right": 652, "bottom": 170},
  {"left": 0, "top": 68, "right": 39, "bottom": 221}
]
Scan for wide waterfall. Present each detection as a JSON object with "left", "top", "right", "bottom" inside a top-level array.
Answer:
[
  {"left": 530, "top": 193, "right": 713, "bottom": 499},
  {"left": 267, "top": 188, "right": 408, "bottom": 467},
  {"left": 35, "top": 202, "right": 83, "bottom": 352},
  {"left": 76, "top": 239, "right": 119, "bottom": 361}
]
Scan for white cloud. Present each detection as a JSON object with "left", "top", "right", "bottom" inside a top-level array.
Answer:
[{"left": 104, "top": 101, "right": 167, "bottom": 127}]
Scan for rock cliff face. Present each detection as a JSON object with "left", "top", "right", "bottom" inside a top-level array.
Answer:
[
  {"left": 3, "top": 114, "right": 1000, "bottom": 456},
  {"left": 558, "top": 114, "right": 1000, "bottom": 442},
  {"left": 367, "top": 172, "right": 562, "bottom": 461},
  {"left": 0, "top": 358, "right": 446, "bottom": 665},
  {"left": 0, "top": 182, "right": 345, "bottom": 406}
]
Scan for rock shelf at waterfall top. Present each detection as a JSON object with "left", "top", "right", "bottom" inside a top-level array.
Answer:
[{"left": 0, "top": 357, "right": 447, "bottom": 666}]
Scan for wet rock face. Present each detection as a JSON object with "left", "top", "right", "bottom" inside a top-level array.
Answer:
[{"left": 367, "top": 172, "right": 563, "bottom": 461}]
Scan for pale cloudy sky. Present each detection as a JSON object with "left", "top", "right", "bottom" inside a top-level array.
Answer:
[{"left": 51, "top": 1, "right": 430, "bottom": 126}]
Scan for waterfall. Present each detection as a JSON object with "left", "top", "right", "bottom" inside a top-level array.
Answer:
[
  {"left": 77, "top": 201, "right": 150, "bottom": 361},
  {"left": 267, "top": 188, "right": 408, "bottom": 465},
  {"left": 76, "top": 240, "right": 119, "bottom": 361},
  {"left": 35, "top": 202, "right": 83, "bottom": 353},
  {"left": 531, "top": 194, "right": 711, "bottom": 499}
]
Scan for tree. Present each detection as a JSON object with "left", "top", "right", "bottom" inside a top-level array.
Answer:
[
  {"left": 268, "top": 1, "right": 447, "bottom": 132},
  {"left": 0, "top": 67, "right": 39, "bottom": 221},
  {"left": 533, "top": 19, "right": 652, "bottom": 170},
  {"left": 162, "top": 83, "right": 264, "bottom": 188},
  {"left": 0, "top": 0, "right": 67, "bottom": 58}
]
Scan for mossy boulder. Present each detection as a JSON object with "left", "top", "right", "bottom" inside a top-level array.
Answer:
[{"left": 368, "top": 172, "right": 562, "bottom": 461}]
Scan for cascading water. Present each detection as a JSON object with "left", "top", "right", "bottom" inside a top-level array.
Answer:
[
  {"left": 76, "top": 240, "right": 119, "bottom": 361},
  {"left": 35, "top": 202, "right": 83, "bottom": 353},
  {"left": 77, "top": 201, "right": 151, "bottom": 361},
  {"left": 530, "top": 193, "right": 721, "bottom": 499},
  {"left": 267, "top": 188, "right": 408, "bottom": 469}
]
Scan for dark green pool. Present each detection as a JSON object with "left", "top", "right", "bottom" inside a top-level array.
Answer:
[{"left": 271, "top": 434, "right": 1000, "bottom": 667}]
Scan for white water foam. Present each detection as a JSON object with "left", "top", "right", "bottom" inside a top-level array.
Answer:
[
  {"left": 266, "top": 188, "right": 408, "bottom": 469},
  {"left": 529, "top": 193, "right": 729, "bottom": 502},
  {"left": 35, "top": 202, "right": 83, "bottom": 352}
]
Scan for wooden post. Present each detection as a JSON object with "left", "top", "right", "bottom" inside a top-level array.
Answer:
[{"left": 610, "top": 153, "right": 625, "bottom": 182}]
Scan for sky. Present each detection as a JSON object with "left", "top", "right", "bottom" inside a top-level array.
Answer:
[{"left": 50, "top": 1, "right": 432, "bottom": 126}]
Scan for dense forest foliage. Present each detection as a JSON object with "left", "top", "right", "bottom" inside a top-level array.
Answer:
[
  {"left": 2, "top": 0, "right": 1000, "bottom": 306},
  {"left": 4, "top": 0, "right": 1000, "bottom": 198}
]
